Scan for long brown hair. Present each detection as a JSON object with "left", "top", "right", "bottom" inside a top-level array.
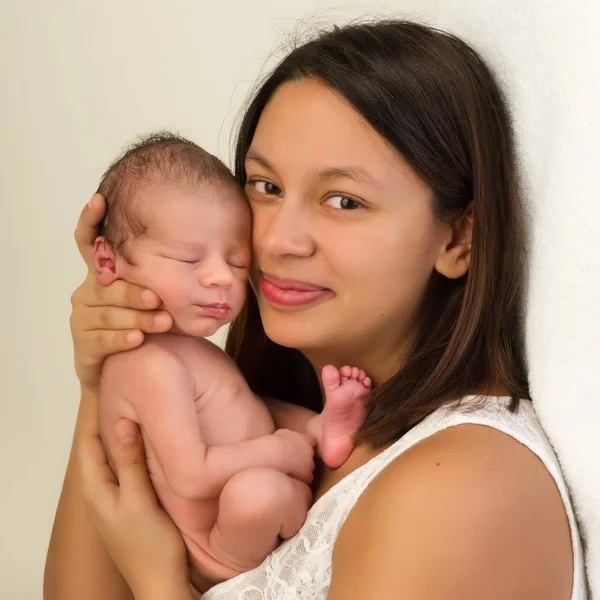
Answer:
[{"left": 226, "top": 20, "right": 530, "bottom": 446}]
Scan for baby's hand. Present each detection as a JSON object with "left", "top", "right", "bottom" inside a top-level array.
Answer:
[{"left": 273, "top": 429, "right": 316, "bottom": 485}]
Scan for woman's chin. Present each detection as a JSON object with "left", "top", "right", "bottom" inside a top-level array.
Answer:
[{"left": 262, "top": 316, "right": 329, "bottom": 351}]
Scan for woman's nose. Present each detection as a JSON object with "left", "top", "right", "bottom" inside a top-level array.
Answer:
[{"left": 254, "top": 200, "right": 315, "bottom": 258}]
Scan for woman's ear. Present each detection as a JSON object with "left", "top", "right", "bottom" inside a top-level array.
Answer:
[
  {"left": 94, "top": 237, "right": 120, "bottom": 286},
  {"left": 434, "top": 202, "right": 473, "bottom": 280}
]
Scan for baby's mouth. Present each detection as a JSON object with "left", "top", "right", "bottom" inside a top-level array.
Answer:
[{"left": 198, "top": 303, "right": 231, "bottom": 318}]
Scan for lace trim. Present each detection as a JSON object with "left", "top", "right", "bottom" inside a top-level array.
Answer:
[{"left": 203, "top": 397, "right": 587, "bottom": 600}]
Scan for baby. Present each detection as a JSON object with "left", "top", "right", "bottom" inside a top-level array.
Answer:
[{"left": 94, "top": 132, "right": 371, "bottom": 584}]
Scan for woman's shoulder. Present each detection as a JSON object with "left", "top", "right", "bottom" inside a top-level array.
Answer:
[{"left": 328, "top": 422, "right": 574, "bottom": 600}]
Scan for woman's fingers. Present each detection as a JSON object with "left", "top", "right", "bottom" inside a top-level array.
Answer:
[
  {"left": 73, "top": 274, "right": 162, "bottom": 311},
  {"left": 76, "top": 305, "right": 173, "bottom": 333},
  {"left": 69, "top": 274, "right": 172, "bottom": 392},
  {"left": 78, "top": 428, "right": 118, "bottom": 508},
  {"left": 79, "top": 420, "right": 156, "bottom": 511},
  {"left": 78, "top": 418, "right": 189, "bottom": 595},
  {"left": 75, "top": 194, "right": 106, "bottom": 268},
  {"left": 92, "top": 279, "right": 162, "bottom": 310},
  {"left": 111, "top": 420, "right": 156, "bottom": 505},
  {"left": 71, "top": 329, "right": 144, "bottom": 392},
  {"left": 78, "top": 328, "right": 145, "bottom": 358}
]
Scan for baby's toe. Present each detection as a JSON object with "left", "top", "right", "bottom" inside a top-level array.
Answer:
[
  {"left": 322, "top": 365, "right": 341, "bottom": 390},
  {"left": 340, "top": 365, "right": 353, "bottom": 379}
]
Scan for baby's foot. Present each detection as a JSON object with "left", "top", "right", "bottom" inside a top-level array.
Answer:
[{"left": 320, "top": 365, "right": 372, "bottom": 469}]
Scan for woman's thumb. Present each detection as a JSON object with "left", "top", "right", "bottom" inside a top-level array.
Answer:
[
  {"left": 112, "top": 419, "right": 150, "bottom": 491},
  {"left": 115, "top": 419, "right": 140, "bottom": 446}
]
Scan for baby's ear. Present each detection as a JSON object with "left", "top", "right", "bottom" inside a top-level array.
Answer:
[{"left": 94, "top": 236, "right": 120, "bottom": 286}]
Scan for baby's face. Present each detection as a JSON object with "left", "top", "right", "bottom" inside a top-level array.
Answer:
[{"left": 118, "top": 185, "right": 251, "bottom": 338}]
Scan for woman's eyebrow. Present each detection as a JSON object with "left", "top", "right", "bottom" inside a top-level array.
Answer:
[
  {"left": 246, "top": 147, "right": 379, "bottom": 188},
  {"left": 317, "top": 166, "right": 379, "bottom": 187},
  {"left": 245, "top": 148, "right": 274, "bottom": 172}
]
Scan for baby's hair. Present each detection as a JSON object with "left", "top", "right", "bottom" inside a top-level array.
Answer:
[{"left": 97, "top": 131, "right": 238, "bottom": 260}]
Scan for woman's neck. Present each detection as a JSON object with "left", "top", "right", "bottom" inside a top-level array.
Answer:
[{"left": 303, "top": 337, "right": 410, "bottom": 391}]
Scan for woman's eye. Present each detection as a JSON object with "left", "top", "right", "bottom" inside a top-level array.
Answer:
[
  {"left": 325, "top": 195, "right": 362, "bottom": 210},
  {"left": 249, "top": 180, "right": 281, "bottom": 195}
]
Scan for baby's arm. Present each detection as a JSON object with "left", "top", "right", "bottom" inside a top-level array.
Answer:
[
  {"left": 265, "top": 365, "right": 371, "bottom": 468},
  {"left": 263, "top": 398, "right": 322, "bottom": 442},
  {"left": 102, "top": 345, "right": 315, "bottom": 499}
]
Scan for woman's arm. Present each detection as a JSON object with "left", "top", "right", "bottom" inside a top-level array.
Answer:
[
  {"left": 44, "top": 196, "right": 174, "bottom": 599},
  {"left": 44, "top": 389, "right": 134, "bottom": 600},
  {"left": 77, "top": 417, "right": 193, "bottom": 600},
  {"left": 327, "top": 424, "right": 573, "bottom": 600}
]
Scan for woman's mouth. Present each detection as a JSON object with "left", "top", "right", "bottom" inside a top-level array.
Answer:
[{"left": 260, "top": 273, "right": 332, "bottom": 307}]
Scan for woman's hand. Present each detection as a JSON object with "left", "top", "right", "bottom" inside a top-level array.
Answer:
[
  {"left": 78, "top": 418, "right": 193, "bottom": 599},
  {"left": 70, "top": 194, "right": 173, "bottom": 393}
]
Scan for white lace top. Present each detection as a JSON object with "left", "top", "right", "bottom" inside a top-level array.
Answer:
[{"left": 203, "top": 396, "right": 588, "bottom": 600}]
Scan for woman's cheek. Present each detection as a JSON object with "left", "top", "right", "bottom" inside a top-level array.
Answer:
[{"left": 234, "top": 277, "right": 248, "bottom": 312}]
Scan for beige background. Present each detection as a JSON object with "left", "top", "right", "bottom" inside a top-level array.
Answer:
[
  {"left": 0, "top": 1, "right": 437, "bottom": 597},
  {"left": 2, "top": 1, "right": 599, "bottom": 598}
]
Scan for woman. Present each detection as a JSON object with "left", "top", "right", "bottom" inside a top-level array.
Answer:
[{"left": 44, "top": 20, "right": 587, "bottom": 600}]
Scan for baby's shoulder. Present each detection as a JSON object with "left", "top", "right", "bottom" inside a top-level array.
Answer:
[
  {"left": 144, "top": 333, "right": 225, "bottom": 362},
  {"left": 103, "top": 335, "right": 186, "bottom": 379}
]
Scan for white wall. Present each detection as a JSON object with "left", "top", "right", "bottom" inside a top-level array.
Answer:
[
  {"left": 3, "top": 1, "right": 599, "bottom": 598},
  {"left": 0, "top": 1, "right": 437, "bottom": 598},
  {"left": 434, "top": 3, "right": 600, "bottom": 595}
]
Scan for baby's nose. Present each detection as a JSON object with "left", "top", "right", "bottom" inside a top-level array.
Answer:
[{"left": 200, "top": 259, "right": 234, "bottom": 288}]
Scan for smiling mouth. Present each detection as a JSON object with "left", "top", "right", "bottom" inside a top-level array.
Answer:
[{"left": 260, "top": 273, "right": 331, "bottom": 307}]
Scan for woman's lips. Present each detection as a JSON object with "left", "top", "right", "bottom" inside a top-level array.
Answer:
[{"left": 260, "top": 274, "right": 331, "bottom": 307}]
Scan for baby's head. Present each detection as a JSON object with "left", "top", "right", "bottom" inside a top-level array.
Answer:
[{"left": 94, "top": 132, "right": 251, "bottom": 338}]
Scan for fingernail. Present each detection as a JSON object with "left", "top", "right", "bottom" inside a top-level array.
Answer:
[
  {"left": 153, "top": 313, "right": 170, "bottom": 328},
  {"left": 116, "top": 420, "right": 138, "bottom": 444},
  {"left": 141, "top": 289, "right": 154, "bottom": 304},
  {"left": 88, "top": 195, "right": 96, "bottom": 209},
  {"left": 126, "top": 331, "right": 142, "bottom": 344}
]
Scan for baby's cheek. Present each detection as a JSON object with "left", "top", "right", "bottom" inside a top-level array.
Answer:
[{"left": 151, "top": 272, "right": 191, "bottom": 312}]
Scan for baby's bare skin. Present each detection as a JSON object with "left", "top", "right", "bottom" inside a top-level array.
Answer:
[
  {"left": 99, "top": 332, "right": 318, "bottom": 581},
  {"left": 94, "top": 170, "right": 371, "bottom": 582},
  {"left": 99, "top": 332, "right": 370, "bottom": 581}
]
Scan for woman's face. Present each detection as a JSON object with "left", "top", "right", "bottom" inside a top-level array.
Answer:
[{"left": 244, "top": 78, "right": 451, "bottom": 379}]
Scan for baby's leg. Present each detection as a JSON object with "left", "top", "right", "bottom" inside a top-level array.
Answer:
[
  {"left": 320, "top": 365, "right": 372, "bottom": 468},
  {"left": 189, "top": 468, "right": 311, "bottom": 579}
]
